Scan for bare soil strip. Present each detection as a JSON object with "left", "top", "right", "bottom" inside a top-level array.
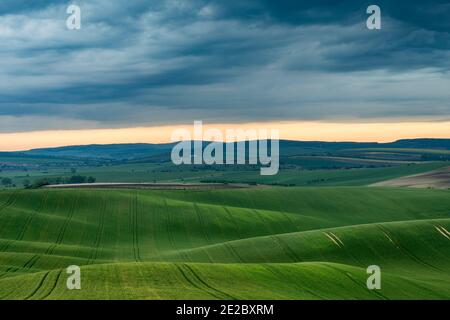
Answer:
[
  {"left": 371, "top": 166, "right": 450, "bottom": 189},
  {"left": 42, "top": 182, "right": 251, "bottom": 190}
]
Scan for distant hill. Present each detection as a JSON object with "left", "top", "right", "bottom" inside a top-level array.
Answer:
[
  {"left": 17, "top": 139, "right": 450, "bottom": 160},
  {"left": 22, "top": 143, "right": 176, "bottom": 160},
  {"left": 385, "top": 139, "right": 450, "bottom": 149}
]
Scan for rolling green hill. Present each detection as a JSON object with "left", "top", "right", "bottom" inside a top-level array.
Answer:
[{"left": 0, "top": 187, "right": 449, "bottom": 299}]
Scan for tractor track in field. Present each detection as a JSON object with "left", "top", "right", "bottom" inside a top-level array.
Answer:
[
  {"left": 397, "top": 273, "right": 450, "bottom": 300},
  {"left": 222, "top": 206, "right": 273, "bottom": 262},
  {"left": 130, "top": 190, "right": 141, "bottom": 262},
  {"left": 169, "top": 207, "right": 192, "bottom": 263},
  {"left": 262, "top": 264, "right": 326, "bottom": 299},
  {"left": 0, "top": 239, "right": 13, "bottom": 253},
  {"left": 0, "top": 252, "right": 46, "bottom": 279},
  {"left": 280, "top": 211, "right": 300, "bottom": 232},
  {"left": 244, "top": 190, "right": 277, "bottom": 235},
  {"left": 39, "top": 270, "right": 62, "bottom": 300},
  {"left": 88, "top": 196, "right": 107, "bottom": 265},
  {"left": 0, "top": 253, "right": 42, "bottom": 278},
  {"left": 0, "top": 193, "right": 49, "bottom": 254},
  {"left": 183, "top": 264, "right": 237, "bottom": 300},
  {"left": 15, "top": 253, "right": 42, "bottom": 274},
  {"left": 253, "top": 209, "right": 278, "bottom": 235},
  {"left": 224, "top": 243, "right": 244, "bottom": 263},
  {"left": 135, "top": 264, "right": 162, "bottom": 299},
  {"left": 176, "top": 264, "right": 236, "bottom": 300},
  {"left": 0, "top": 267, "right": 14, "bottom": 279},
  {"left": 23, "top": 271, "right": 50, "bottom": 300},
  {"left": 134, "top": 190, "right": 141, "bottom": 261},
  {"left": 222, "top": 206, "right": 243, "bottom": 239},
  {"left": 22, "top": 254, "right": 40, "bottom": 270},
  {"left": 162, "top": 196, "right": 197, "bottom": 262},
  {"left": 273, "top": 188, "right": 303, "bottom": 231},
  {"left": 0, "top": 279, "right": 13, "bottom": 299},
  {"left": 252, "top": 206, "right": 301, "bottom": 236},
  {"left": 44, "top": 194, "right": 79, "bottom": 257},
  {"left": 175, "top": 264, "right": 222, "bottom": 299},
  {"left": 270, "top": 235, "right": 303, "bottom": 263},
  {"left": 16, "top": 192, "right": 49, "bottom": 242},
  {"left": 193, "top": 203, "right": 212, "bottom": 244},
  {"left": 323, "top": 231, "right": 365, "bottom": 267},
  {"left": 323, "top": 264, "right": 389, "bottom": 300},
  {"left": 0, "top": 192, "right": 20, "bottom": 242},
  {"left": 0, "top": 191, "right": 20, "bottom": 217},
  {"left": 54, "top": 195, "right": 78, "bottom": 244},
  {"left": 0, "top": 188, "right": 448, "bottom": 299},
  {"left": 376, "top": 224, "right": 444, "bottom": 273},
  {"left": 177, "top": 202, "right": 195, "bottom": 263},
  {"left": 163, "top": 197, "right": 176, "bottom": 251}
]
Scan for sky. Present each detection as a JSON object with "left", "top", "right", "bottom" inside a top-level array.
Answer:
[{"left": 0, "top": 0, "right": 449, "bottom": 150}]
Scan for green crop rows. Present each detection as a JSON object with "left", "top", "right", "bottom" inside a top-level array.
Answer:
[{"left": 0, "top": 187, "right": 449, "bottom": 299}]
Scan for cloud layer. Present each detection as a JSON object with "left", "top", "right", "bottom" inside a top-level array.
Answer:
[{"left": 0, "top": 0, "right": 449, "bottom": 132}]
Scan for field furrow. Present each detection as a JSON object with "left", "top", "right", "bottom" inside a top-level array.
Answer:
[{"left": 0, "top": 187, "right": 448, "bottom": 299}]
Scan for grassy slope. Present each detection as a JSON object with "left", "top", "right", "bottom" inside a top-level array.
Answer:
[
  {"left": 0, "top": 187, "right": 449, "bottom": 299},
  {"left": 2, "top": 262, "right": 449, "bottom": 300}
]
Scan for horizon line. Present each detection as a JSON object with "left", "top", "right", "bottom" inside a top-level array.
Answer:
[
  {"left": 0, "top": 121, "right": 449, "bottom": 152},
  {"left": 4, "top": 137, "right": 450, "bottom": 153}
]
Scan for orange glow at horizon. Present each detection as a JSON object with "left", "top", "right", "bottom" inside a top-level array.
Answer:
[{"left": 0, "top": 121, "right": 449, "bottom": 151}]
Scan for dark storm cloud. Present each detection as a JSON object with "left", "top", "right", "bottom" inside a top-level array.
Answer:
[{"left": 0, "top": 0, "right": 449, "bottom": 132}]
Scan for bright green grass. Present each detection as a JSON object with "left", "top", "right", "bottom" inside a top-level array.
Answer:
[
  {"left": 0, "top": 187, "right": 449, "bottom": 299},
  {"left": 2, "top": 262, "right": 449, "bottom": 300}
]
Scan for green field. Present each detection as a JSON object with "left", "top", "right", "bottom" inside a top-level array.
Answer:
[
  {"left": 2, "top": 161, "right": 447, "bottom": 189},
  {"left": 0, "top": 187, "right": 449, "bottom": 299},
  {"left": 200, "top": 162, "right": 449, "bottom": 186}
]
